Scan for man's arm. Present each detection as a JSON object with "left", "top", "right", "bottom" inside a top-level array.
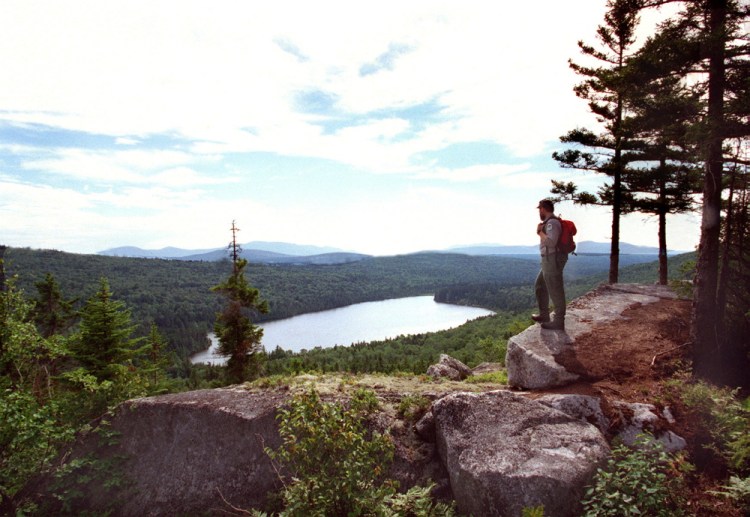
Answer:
[{"left": 538, "top": 219, "right": 561, "bottom": 248}]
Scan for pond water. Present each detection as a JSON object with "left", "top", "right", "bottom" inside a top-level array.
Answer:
[{"left": 191, "top": 295, "right": 494, "bottom": 364}]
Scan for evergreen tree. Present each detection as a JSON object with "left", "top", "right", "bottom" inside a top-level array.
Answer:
[
  {"left": 635, "top": 0, "right": 749, "bottom": 383},
  {"left": 552, "top": 0, "right": 643, "bottom": 284},
  {"left": 32, "top": 272, "right": 77, "bottom": 338},
  {"left": 64, "top": 277, "right": 154, "bottom": 418},
  {"left": 621, "top": 72, "right": 703, "bottom": 284},
  {"left": 140, "top": 323, "right": 173, "bottom": 393},
  {"left": 716, "top": 148, "right": 750, "bottom": 385},
  {"left": 71, "top": 278, "right": 143, "bottom": 382},
  {"left": 212, "top": 222, "right": 269, "bottom": 383}
]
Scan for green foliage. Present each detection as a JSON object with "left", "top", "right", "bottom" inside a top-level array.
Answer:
[
  {"left": 669, "top": 258, "right": 696, "bottom": 299},
  {"left": 1, "top": 274, "right": 173, "bottom": 513},
  {"left": 711, "top": 476, "right": 750, "bottom": 513},
  {"left": 268, "top": 388, "right": 395, "bottom": 516},
  {"left": 64, "top": 278, "right": 164, "bottom": 419},
  {"left": 351, "top": 387, "right": 381, "bottom": 413},
  {"left": 0, "top": 390, "right": 75, "bottom": 513},
  {"left": 384, "top": 483, "right": 456, "bottom": 517},
  {"left": 1, "top": 279, "right": 65, "bottom": 383},
  {"left": 32, "top": 272, "right": 77, "bottom": 338},
  {"left": 465, "top": 370, "right": 508, "bottom": 385},
  {"left": 71, "top": 278, "right": 143, "bottom": 382},
  {"left": 268, "top": 387, "right": 454, "bottom": 517},
  {"left": 397, "top": 395, "right": 432, "bottom": 422},
  {"left": 5, "top": 247, "right": 631, "bottom": 357},
  {"left": 581, "top": 435, "right": 689, "bottom": 517},
  {"left": 521, "top": 505, "right": 545, "bottom": 517},
  {"left": 0, "top": 281, "right": 75, "bottom": 513},
  {"left": 47, "top": 426, "right": 131, "bottom": 516},
  {"left": 140, "top": 323, "right": 176, "bottom": 394},
  {"left": 212, "top": 257, "right": 269, "bottom": 383},
  {"left": 265, "top": 311, "right": 521, "bottom": 376},
  {"left": 477, "top": 336, "right": 507, "bottom": 365},
  {"left": 673, "top": 380, "right": 750, "bottom": 474}
]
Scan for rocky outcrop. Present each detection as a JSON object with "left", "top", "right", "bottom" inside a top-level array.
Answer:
[
  {"left": 537, "top": 394, "right": 687, "bottom": 452},
  {"left": 57, "top": 386, "right": 615, "bottom": 517},
  {"left": 71, "top": 388, "right": 286, "bottom": 516},
  {"left": 506, "top": 284, "right": 678, "bottom": 390},
  {"left": 505, "top": 325, "right": 579, "bottom": 389},
  {"left": 430, "top": 390, "right": 609, "bottom": 517},
  {"left": 58, "top": 387, "right": 449, "bottom": 516},
  {"left": 426, "top": 354, "right": 472, "bottom": 380}
]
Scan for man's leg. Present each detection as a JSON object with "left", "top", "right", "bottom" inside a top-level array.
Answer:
[
  {"left": 533, "top": 266, "right": 550, "bottom": 322},
  {"left": 541, "top": 254, "right": 567, "bottom": 329}
]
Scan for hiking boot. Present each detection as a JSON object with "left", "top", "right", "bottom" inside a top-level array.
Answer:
[
  {"left": 531, "top": 313, "right": 550, "bottom": 323},
  {"left": 541, "top": 318, "right": 565, "bottom": 331}
]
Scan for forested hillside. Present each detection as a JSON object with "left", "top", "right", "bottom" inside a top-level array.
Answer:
[
  {"left": 3, "top": 247, "right": 690, "bottom": 358},
  {"left": 267, "top": 252, "right": 696, "bottom": 376}
]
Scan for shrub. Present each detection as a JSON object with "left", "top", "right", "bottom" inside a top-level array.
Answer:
[
  {"left": 268, "top": 388, "right": 394, "bottom": 516},
  {"left": 581, "top": 434, "right": 689, "bottom": 517},
  {"left": 711, "top": 476, "right": 750, "bottom": 513},
  {"left": 385, "top": 483, "right": 456, "bottom": 517},
  {"left": 397, "top": 395, "right": 432, "bottom": 422},
  {"left": 675, "top": 380, "right": 750, "bottom": 474},
  {"left": 268, "top": 388, "right": 454, "bottom": 516}
]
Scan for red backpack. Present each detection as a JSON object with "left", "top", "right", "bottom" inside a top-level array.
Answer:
[{"left": 553, "top": 216, "right": 577, "bottom": 255}]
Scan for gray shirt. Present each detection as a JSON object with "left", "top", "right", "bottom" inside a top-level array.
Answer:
[{"left": 539, "top": 216, "right": 561, "bottom": 256}]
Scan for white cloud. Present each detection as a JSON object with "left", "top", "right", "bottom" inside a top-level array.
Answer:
[
  {"left": 1, "top": 0, "right": 608, "bottom": 166},
  {"left": 0, "top": 0, "right": 703, "bottom": 256},
  {"left": 16, "top": 146, "right": 227, "bottom": 187},
  {"left": 416, "top": 163, "right": 531, "bottom": 183}
]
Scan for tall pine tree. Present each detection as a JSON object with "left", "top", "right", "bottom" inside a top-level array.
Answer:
[
  {"left": 212, "top": 222, "right": 269, "bottom": 383},
  {"left": 552, "top": 0, "right": 643, "bottom": 283},
  {"left": 636, "top": 0, "right": 749, "bottom": 383},
  {"left": 621, "top": 72, "right": 703, "bottom": 284},
  {"left": 32, "top": 273, "right": 77, "bottom": 338},
  {"left": 71, "top": 278, "right": 143, "bottom": 382}
]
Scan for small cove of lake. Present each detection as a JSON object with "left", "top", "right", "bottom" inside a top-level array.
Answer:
[{"left": 191, "top": 295, "right": 495, "bottom": 365}]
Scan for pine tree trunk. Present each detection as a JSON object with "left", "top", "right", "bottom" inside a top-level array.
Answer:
[
  {"left": 659, "top": 158, "right": 668, "bottom": 285},
  {"left": 691, "top": 0, "right": 727, "bottom": 383},
  {"left": 659, "top": 210, "right": 668, "bottom": 285},
  {"left": 610, "top": 103, "right": 624, "bottom": 285},
  {"left": 610, "top": 178, "right": 621, "bottom": 284}
]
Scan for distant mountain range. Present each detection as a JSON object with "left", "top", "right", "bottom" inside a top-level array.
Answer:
[
  {"left": 98, "top": 240, "right": 679, "bottom": 264},
  {"left": 99, "top": 241, "right": 370, "bottom": 265},
  {"left": 448, "top": 241, "right": 678, "bottom": 256}
]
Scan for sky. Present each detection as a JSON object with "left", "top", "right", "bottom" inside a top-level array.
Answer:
[{"left": 0, "top": 0, "right": 701, "bottom": 257}]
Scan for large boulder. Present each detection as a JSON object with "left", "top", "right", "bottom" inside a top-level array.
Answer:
[
  {"left": 506, "top": 284, "right": 677, "bottom": 390},
  {"left": 70, "top": 388, "right": 286, "bottom": 516},
  {"left": 431, "top": 390, "right": 609, "bottom": 517},
  {"left": 505, "top": 325, "right": 579, "bottom": 389},
  {"left": 427, "top": 354, "right": 472, "bottom": 380}
]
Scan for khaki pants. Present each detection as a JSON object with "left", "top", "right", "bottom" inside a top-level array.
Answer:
[{"left": 535, "top": 253, "right": 568, "bottom": 319}]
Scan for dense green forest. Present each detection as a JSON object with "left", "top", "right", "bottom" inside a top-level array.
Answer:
[
  {"left": 262, "top": 252, "right": 696, "bottom": 376},
  {"left": 4, "top": 247, "right": 670, "bottom": 358}
]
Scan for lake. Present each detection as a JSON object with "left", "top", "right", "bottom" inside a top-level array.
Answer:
[{"left": 191, "top": 295, "right": 495, "bottom": 364}]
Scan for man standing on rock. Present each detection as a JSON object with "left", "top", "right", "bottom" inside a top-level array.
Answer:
[{"left": 532, "top": 199, "right": 567, "bottom": 330}]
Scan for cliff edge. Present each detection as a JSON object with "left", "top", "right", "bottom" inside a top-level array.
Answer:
[{"left": 53, "top": 283, "right": 693, "bottom": 516}]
